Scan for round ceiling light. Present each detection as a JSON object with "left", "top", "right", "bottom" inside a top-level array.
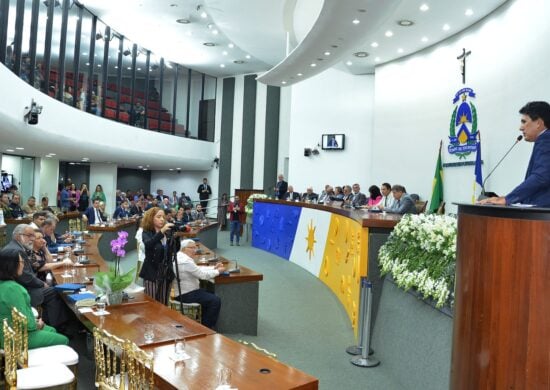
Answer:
[
  {"left": 397, "top": 19, "right": 414, "bottom": 27},
  {"left": 233, "top": 60, "right": 245, "bottom": 64},
  {"left": 353, "top": 51, "right": 369, "bottom": 58},
  {"left": 176, "top": 18, "right": 190, "bottom": 24},
  {"left": 203, "top": 42, "right": 216, "bottom": 47}
]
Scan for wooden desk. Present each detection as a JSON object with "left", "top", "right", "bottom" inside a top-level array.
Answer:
[
  {"left": 87, "top": 218, "right": 138, "bottom": 262},
  {"left": 176, "top": 220, "right": 218, "bottom": 249},
  {"left": 82, "top": 295, "right": 215, "bottom": 348},
  {"left": 145, "top": 334, "right": 318, "bottom": 390},
  {"left": 4, "top": 211, "right": 80, "bottom": 239}
]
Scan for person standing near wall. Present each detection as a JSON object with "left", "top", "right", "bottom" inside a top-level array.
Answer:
[
  {"left": 228, "top": 196, "right": 243, "bottom": 246},
  {"left": 197, "top": 178, "right": 212, "bottom": 211}
]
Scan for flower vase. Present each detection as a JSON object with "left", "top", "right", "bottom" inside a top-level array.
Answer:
[{"left": 107, "top": 291, "right": 123, "bottom": 305}]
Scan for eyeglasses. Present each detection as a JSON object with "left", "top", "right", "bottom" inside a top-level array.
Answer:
[{"left": 20, "top": 233, "right": 36, "bottom": 239}]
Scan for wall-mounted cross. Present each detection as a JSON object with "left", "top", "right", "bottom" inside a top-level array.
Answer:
[{"left": 457, "top": 48, "right": 471, "bottom": 84}]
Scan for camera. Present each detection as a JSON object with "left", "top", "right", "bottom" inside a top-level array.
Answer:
[{"left": 24, "top": 100, "right": 43, "bottom": 125}]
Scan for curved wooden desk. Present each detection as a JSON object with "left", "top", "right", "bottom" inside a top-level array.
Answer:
[
  {"left": 451, "top": 204, "right": 549, "bottom": 390},
  {"left": 87, "top": 218, "right": 138, "bottom": 262},
  {"left": 252, "top": 199, "right": 400, "bottom": 335},
  {"left": 4, "top": 211, "right": 81, "bottom": 238},
  {"left": 177, "top": 220, "right": 219, "bottom": 249}
]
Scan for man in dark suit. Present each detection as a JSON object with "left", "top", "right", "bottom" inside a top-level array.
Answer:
[
  {"left": 380, "top": 185, "right": 417, "bottom": 214},
  {"left": 480, "top": 101, "right": 550, "bottom": 207},
  {"left": 197, "top": 178, "right": 212, "bottom": 210},
  {"left": 351, "top": 183, "right": 368, "bottom": 207},
  {"left": 302, "top": 187, "right": 318, "bottom": 202},
  {"left": 5, "top": 224, "right": 68, "bottom": 327},
  {"left": 284, "top": 185, "right": 301, "bottom": 201},
  {"left": 274, "top": 174, "right": 288, "bottom": 199},
  {"left": 83, "top": 198, "right": 104, "bottom": 225}
]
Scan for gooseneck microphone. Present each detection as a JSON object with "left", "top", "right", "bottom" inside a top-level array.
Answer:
[{"left": 481, "top": 135, "right": 523, "bottom": 196}]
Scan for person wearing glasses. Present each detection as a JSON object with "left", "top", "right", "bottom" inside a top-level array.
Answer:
[
  {"left": 3, "top": 225, "right": 69, "bottom": 329},
  {"left": 173, "top": 239, "right": 225, "bottom": 329},
  {"left": 0, "top": 247, "right": 69, "bottom": 349}
]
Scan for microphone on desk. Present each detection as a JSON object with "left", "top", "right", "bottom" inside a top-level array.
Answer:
[
  {"left": 228, "top": 260, "right": 240, "bottom": 274},
  {"left": 479, "top": 135, "right": 523, "bottom": 199}
]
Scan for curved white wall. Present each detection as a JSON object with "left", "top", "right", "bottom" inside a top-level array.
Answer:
[{"left": 0, "top": 64, "right": 215, "bottom": 171}]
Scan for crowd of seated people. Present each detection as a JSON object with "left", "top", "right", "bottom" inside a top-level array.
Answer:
[{"left": 279, "top": 181, "right": 419, "bottom": 214}]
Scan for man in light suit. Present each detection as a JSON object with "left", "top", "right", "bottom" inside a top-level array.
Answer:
[
  {"left": 480, "top": 101, "right": 550, "bottom": 207},
  {"left": 83, "top": 198, "right": 104, "bottom": 225}
]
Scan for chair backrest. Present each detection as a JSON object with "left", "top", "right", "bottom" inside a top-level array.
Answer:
[
  {"left": 415, "top": 200, "right": 428, "bottom": 214},
  {"left": 10, "top": 308, "right": 29, "bottom": 368},
  {"left": 93, "top": 327, "right": 127, "bottom": 390},
  {"left": 125, "top": 340, "right": 155, "bottom": 390},
  {"left": 3, "top": 319, "right": 18, "bottom": 390}
]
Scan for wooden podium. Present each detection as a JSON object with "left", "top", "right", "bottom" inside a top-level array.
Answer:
[{"left": 451, "top": 204, "right": 549, "bottom": 389}]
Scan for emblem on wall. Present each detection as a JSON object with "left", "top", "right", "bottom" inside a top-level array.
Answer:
[{"left": 448, "top": 87, "right": 478, "bottom": 159}]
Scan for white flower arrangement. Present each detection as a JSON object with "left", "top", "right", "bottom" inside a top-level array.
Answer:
[
  {"left": 378, "top": 214, "right": 457, "bottom": 308},
  {"left": 245, "top": 193, "right": 268, "bottom": 217}
]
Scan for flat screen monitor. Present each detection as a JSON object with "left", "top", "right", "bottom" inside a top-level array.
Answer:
[
  {"left": 322, "top": 134, "right": 345, "bottom": 150},
  {"left": 1, "top": 173, "right": 13, "bottom": 192}
]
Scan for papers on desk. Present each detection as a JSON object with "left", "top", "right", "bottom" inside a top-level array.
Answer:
[
  {"left": 510, "top": 203, "right": 535, "bottom": 207},
  {"left": 92, "top": 310, "right": 110, "bottom": 316}
]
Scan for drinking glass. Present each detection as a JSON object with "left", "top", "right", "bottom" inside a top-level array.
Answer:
[
  {"left": 96, "top": 302, "right": 106, "bottom": 314},
  {"left": 144, "top": 324, "right": 155, "bottom": 343},
  {"left": 174, "top": 337, "right": 186, "bottom": 359},
  {"left": 217, "top": 367, "right": 232, "bottom": 387}
]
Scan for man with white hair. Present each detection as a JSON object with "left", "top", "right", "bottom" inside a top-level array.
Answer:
[{"left": 173, "top": 239, "right": 225, "bottom": 329}]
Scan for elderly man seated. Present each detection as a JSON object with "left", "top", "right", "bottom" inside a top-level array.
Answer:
[
  {"left": 378, "top": 185, "right": 417, "bottom": 214},
  {"left": 3, "top": 224, "right": 70, "bottom": 328},
  {"left": 301, "top": 187, "right": 319, "bottom": 203}
]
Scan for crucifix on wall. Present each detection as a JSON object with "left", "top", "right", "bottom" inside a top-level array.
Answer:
[{"left": 457, "top": 48, "right": 471, "bottom": 84}]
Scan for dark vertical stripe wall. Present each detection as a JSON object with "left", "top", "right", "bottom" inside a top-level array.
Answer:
[
  {"left": 240, "top": 74, "right": 257, "bottom": 188},
  {"left": 263, "top": 86, "right": 281, "bottom": 193},
  {"left": 218, "top": 77, "right": 235, "bottom": 199}
]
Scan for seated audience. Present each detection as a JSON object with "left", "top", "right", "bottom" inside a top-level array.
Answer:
[
  {"left": 9, "top": 193, "right": 24, "bottom": 218},
  {"left": 4, "top": 225, "right": 69, "bottom": 328},
  {"left": 379, "top": 185, "right": 417, "bottom": 214},
  {"left": 31, "top": 230, "right": 72, "bottom": 283},
  {"left": 182, "top": 206, "right": 194, "bottom": 223},
  {"left": 40, "top": 196, "right": 55, "bottom": 213},
  {"left": 342, "top": 185, "right": 354, "bottom": 206},
  {"left": 41, "top": 218, "right": 72, "bottom": 253},
  {"left": 192, "top": 204, "right": 206, "bottom": 221},
  {"left": 331, "top": 186, "right": 344, "bottom": 201},
  {"left": 28, "top": 210, "right": 50, "bottom": 230},
  {"left": 284, "top": 185, "right": 301, "bottom": 201},
  {"left": 0, "top": 247, "right": 69, "bottom": 349},
  {"left": 173, "top": 239, "right": 225, "bottom": 329},
  {"left": 318, "top": 185, "right": 334, "bottom": 204},
  {"left": 302, "top": 187, "right": 319, "bottom": 203},
  {"left": 22, "top": 196, "right": 39, "bottom": 215},
  {"left": 366, "top": 185, "right": 382, "bottom": 207},
  {"left": 112, "top": 199, "right": 130, "bottom": 219},
  {"left": 83, "top": 198, "right": 105, "bottom": 225},
  {"left": 369, "top": 182, "right": 395, "bottom": 210},
  {"left": 130, "top": 198, "right": 145, "bottom": 216},
  {"left": 174, "top": 207, "right": 187, "bottom": 229},
  {"left": 0, "top": 192, "right": 13, "bottom": 218},
  {"left": 351, "top": 184, "right": 367, "bottom": 207}
]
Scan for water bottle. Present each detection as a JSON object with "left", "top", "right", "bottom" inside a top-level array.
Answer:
[{"left": 46, "top": 273, "right": 53, "bottom": 286}]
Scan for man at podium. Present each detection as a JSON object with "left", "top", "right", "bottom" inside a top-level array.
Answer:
[{"left": 479, "top": 101, "right": 550, "bottom": 207}]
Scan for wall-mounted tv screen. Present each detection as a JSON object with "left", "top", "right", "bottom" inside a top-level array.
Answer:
[
  {"left": 1, "top": 173, "right": 13, "bottom": 192},
  {"left": 322, "top": 134, "right": 345, "bottom": 150}
]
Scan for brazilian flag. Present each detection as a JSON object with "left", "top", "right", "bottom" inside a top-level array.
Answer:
[{"left": 429, "top": 142, "right": 444, "bottom": 213}]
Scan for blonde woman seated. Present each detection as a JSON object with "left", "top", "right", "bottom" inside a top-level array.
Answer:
[{"left": 173, "top": 239, "right": 225, "bottom": 329}]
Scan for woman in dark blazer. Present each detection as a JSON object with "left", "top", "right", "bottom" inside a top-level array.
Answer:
[{"left": 138, "top": 207, "right": 175, "bottom": 305}]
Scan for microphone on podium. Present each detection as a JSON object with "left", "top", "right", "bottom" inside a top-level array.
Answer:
[{"left": 480, "top": 135, "right": 523, "bottom": 198}]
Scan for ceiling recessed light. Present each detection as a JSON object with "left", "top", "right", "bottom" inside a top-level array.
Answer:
[
  {"left": 245, "top": 54, "right": 251, "bottom": 59},
  {"left": 85, "top": 62, "right": 89, "bottom": 66},
  {"left": 346, "top": 61, "right": 353, "bottom": 66},
  {"left": 352, "top": 19, "right": 360, "bottom": 25},
  {"left": 82, "top": 52, "right": 87, "bottom": 55},
  {"left": 421, "top": 36, "right": 428, "bottom": 42},
  {"left": 357, "top": 8, "right": 366, "bottom": 13},
  {"left": 49, "top": 153, "right": 56, "bottom": 156},
  {"left": 45, "top": 155, "right": 52, "bottom": 158},
  {"left": 170, "top": 4, "right": 177, "bottom": 7},
  {"left": 353, "top": 51, "right": 369, "bottom": 58},
  {"left": 169, "top": 168, "right": 174, "bottom": 171},
  {"left": 69, "top": 162, "right": 75, "bottom": 165},
  {"left": 142, "top": 168, "right": 148, "bottom": 171},
  {"left": 419, "top": 4, "right": 429, "bottom": 12},
  {"left": 203, "top": 42, "right": 216, "bottom": 47},
  {"left": 297, "top": 73, "right": 303, "bottom": 76},
  {"left": 228, "top": 43, "right": 234, "bottom": 48},
  {"left": 97, "top": 64, "right": 101, "bottom": 67},
  {"left": 15, "top": 147, "right": 24, "bottom": 150},
  {"left": 222, "top": 51, "right": 228, "bottom": 56},
  {"left": 212, "top": 29, "right": 219, "bottom": 35},
  {"left": 6, "top": 149, "right": 14, "bottom": 152},
  {"left": 176, "top": 168, "right": 181, "bottom": 170},
  {"left": 443, "top": 23, "right": 450, "bottom": 31},
  {"left": 233, "top": 60, "right": 245, "bottom": 64},
  {"left": 310, "top": 63, "right": 317, "bottom": 67},
  {"left": 220, "top": 64, "right": 225, "bottom": 68},
  {"left": 137, "top": 67, "right": 141, "bottom": 71},
  {"left": 385, "top": 30, "right": 393, "bottom": 37},
  {"left": 371, "top": 42, "right": 379, "bottom": 48},
  {"left": 281, "top": 81, "right": 287, "bottom": 85},
  {"left": 324, "top": 51, "right": 331, "bottom": 56},
  {"left": 127, "top": 66, "right": 131, "bottom": 70},
  {"left": 176, "top": 18, "right": 190, "bottom": 24},
  {"left": 138, "top": 165, "right": 143, "bottom": 168},
  {"left": 465, "top": 8, "right": 473, "bottom": 16},
  {"left": 397, "top": 19, "right": 414, "bottom": 27},
  {"left": 114, "top": 65, "right": 118, "bottom": 69},
  {"left": 207, "top": 23, "right": 214, "bottom": 30},
  {"left": 331, "top": 45, "right": 338, "bottom": 48},
  {"left": 375, "top": 57, "right": 381, "bottom": 62},
  {"left": 397, "top": 48, "right": 404, "bottom": 53},
  {"left": 200, "top": 11, "right": 207, "bottom": 18}
]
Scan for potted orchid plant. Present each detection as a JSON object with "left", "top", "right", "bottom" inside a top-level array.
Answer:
[{"left": 94, "top": 231, "right": 135, "bottom": 305}]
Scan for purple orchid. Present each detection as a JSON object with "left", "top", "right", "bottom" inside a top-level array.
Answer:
[{"left": 109, "top": 230, "right": 129, "bottom": 277}]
